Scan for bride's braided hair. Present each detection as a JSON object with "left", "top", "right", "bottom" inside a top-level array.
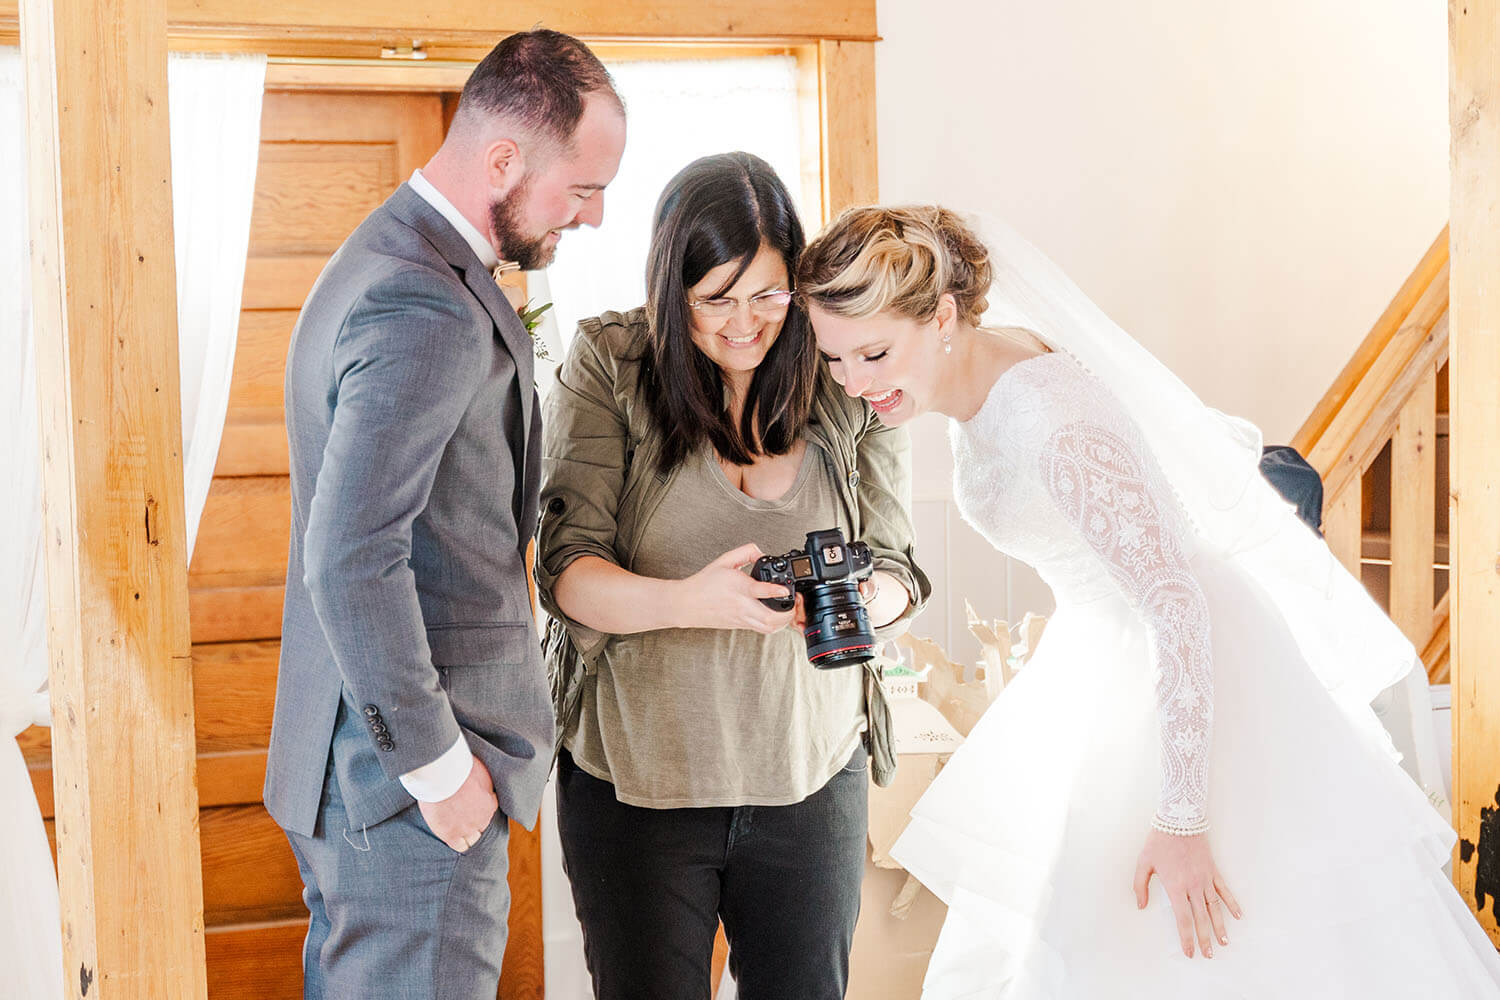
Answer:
[{"left": 797, "top": 206, "right": 991, "bottom": 326}]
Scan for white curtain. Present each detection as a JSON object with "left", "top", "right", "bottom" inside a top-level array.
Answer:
[
  {"left": 1, "top": 47, "right": 265, "bottom": 997},
  {"left": 0, "top": 45, "right": 60, "bottom": 1000},
  {"left": 535, "top": 55, "right": 806, "bottom": 1000},
  {"left": 170, "top": 53, "right": 268, "bottom": 553}
]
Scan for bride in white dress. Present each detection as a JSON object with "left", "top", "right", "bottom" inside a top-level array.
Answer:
[{"left": 797, "top": 206, "right": 1500, "bottom": 998}]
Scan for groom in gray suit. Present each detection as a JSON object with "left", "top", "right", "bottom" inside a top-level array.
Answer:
[{"left": 265, "top": 30, "right": 624, "bottom": 998}]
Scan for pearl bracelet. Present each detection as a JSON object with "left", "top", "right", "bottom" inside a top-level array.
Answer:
[{"left": 1151, "top": 815, "right": 1210, "bottom": 837}]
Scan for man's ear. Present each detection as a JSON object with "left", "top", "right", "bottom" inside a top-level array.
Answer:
[{"left": 483, "top": 137, "right": 526, "bottom": 198}]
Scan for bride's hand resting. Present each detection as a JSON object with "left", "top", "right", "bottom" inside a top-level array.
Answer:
[{"left": 1133, "top": 828, "right": 1242, "bottom": 959}]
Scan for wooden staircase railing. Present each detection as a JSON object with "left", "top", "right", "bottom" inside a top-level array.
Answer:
[{"left": 1291, "top": 226, "right": 1451, "bottom": 682}]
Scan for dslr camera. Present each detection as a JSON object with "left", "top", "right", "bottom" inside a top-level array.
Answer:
[{"left": 752, "top": 528, "right": 877, "bottom": 668}]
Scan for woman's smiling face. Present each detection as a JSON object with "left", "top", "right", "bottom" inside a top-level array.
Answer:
[
  {"left": 808, "top": 302, "right": 948, "bottom": 427},
  {"left": 686, "top": 243, "right": 792, "bottom": 385}
]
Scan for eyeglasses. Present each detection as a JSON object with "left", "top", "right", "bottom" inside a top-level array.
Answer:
[{"left": 687, "top": 289, "right": 793, "bottom": 318}]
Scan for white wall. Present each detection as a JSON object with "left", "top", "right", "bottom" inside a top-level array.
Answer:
[{"left": 875, "top": 0, "right": 1449, "bottom": 664}]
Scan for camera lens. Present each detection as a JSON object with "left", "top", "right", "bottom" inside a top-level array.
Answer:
[{"left": 802, "top": 580, "right": 875, "bottom": 668}]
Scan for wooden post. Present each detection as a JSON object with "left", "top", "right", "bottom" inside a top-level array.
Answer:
[
  {"left": 20, "top": 0, "right": 209, "bottom": 994},
  {"left": 1448, "top": 0, "right": 1500, "bottom": 945},
  {"left": 819, "top": 39, "right": 878, "bottom": 219}
]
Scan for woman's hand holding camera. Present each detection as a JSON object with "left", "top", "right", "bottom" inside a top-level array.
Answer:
[{"left": 674, "top": 543, "right": 798, "bottom": 634}]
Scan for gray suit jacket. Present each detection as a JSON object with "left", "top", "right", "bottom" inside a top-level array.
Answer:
[{"left": 265, "top": 183, "right": 554, "bottom": 838}]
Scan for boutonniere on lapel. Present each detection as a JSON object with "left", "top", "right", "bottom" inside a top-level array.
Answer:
[
  {"left": 493, "top": 260, "right": 555, "bottom": 362},
  {"left": 518, "top": 300, "right": 555, "bottom": 361}
]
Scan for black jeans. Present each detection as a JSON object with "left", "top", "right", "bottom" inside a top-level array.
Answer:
[{"left": 556, "top": 749, "right": 868, "bottom": 1000}]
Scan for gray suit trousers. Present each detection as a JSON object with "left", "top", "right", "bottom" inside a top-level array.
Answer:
[{"left": 286, "top": 758, "right": 511, "bottom": 1000}]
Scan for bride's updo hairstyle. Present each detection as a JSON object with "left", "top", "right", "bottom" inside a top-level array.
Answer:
[{"left": 797, "top": 206, "right": 992, "bottom": 326}]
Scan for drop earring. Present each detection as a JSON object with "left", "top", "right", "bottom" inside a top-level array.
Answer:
[{"left": 941, "top": 331, "right": 953, "bottom": 355}]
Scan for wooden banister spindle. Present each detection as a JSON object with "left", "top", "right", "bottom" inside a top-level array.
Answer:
[
  {"left": 1390, "top": 370, "right": 1439, "bottom": 646},
  {"left": 1323, "top": 482, "right": 1363, "bottom": 576}
]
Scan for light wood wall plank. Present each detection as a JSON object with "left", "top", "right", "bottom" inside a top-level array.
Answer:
[
  {"left": 21, "top": 0, "right": 209, "bottom": 993},
  {"left": 1449, "top": 0, "right": 1500, "bottom": 944}
]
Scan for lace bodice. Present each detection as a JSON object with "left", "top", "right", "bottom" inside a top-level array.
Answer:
[{"left": 950, "top": 352, "right": 1213, "bottom": 835}]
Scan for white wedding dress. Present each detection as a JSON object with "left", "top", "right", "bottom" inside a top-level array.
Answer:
[{"left": 891, "top": 351, "right": 1500, "bottom": 999}]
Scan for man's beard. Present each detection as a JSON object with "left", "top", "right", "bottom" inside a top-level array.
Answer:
[{"left": 488, "top": 175, "right": 556, "bottom": 271}]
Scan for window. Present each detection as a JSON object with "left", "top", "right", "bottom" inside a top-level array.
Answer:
[{"left": 535, "top": 55, "right": 813, "bottom": 373}]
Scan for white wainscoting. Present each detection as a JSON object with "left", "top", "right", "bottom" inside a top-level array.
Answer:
[{"left": 904, "top": 414, "right": 1054, "bottom": 668}]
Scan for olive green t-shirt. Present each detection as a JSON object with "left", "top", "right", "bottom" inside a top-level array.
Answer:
[{"left": 563, "top": 441, "right": 866, "bottom": 808}]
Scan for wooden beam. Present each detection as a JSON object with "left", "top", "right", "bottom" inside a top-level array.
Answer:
[
  {"left": 20, "top": 0, "right": 208, "bottom": 993},
  {"left": 0, "top": 0, "right": 879, "bottom": 47},
  {"left": 1448, "top": 0, "right": 1500, "bottom": 945},
  {"left": 1314, "top": 311, "right": 1448, "bottom": 508},
  {"left": 818, "top": 39, "right": 878, "bottom": 221},
  {"left": 259, "top": 45, "right": 806, "bottom": 92},
  {"left": 795, "top": 44, "right": 825, "bottom": 226},
  {"left": 1292, "top": 226, "right": 1449, "bottom": 457},
  {"left": 1306, "top": 270, "right": 1449, "bottom": 487}
]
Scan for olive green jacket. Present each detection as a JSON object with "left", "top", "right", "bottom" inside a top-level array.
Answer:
[{"left": 535, "top": 308, "right": 932, "bottom": 787}]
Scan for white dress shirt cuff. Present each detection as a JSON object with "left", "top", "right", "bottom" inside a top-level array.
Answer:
[{"left": 398, "top": 735, "right": 473, "bottom": 802}]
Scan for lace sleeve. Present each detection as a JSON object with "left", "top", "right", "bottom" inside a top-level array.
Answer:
[{"left": 1039, "top": 419, "right": 1214, "bottom": 835}]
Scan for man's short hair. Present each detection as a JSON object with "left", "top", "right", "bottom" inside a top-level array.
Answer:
[{"left": 457, "top": 29, "right": 622, "bottom": 154}]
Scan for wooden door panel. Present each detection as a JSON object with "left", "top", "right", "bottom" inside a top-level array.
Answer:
[
  {"left": 227, "top": 309, "right": 296, "bottom": 413},
  {"left": 200, "top": 805, "right": 307, "bottom": 925},
  {"left": 192, "top": 640, "right": 282, "bottom": 752},
  {"left": 190, "top": 476, "right": 293, "bottom": 585},
  {"left": 241, "top": 255, "right": 325, "bottom": 311},
  {"left": 206, "top": 920, "right": 305, "bottom": 1000},
  {"left": 191, "top": 583, "right": 286, "bottom": 643},
  {"left": 216, "top": 416, "right": 290, "bottom": 478},
  {"left": 250, "top": 143, "right": 398, "bottom": 255}
]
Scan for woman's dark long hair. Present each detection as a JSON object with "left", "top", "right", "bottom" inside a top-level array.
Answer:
[{"left": 642, "top": 152, "right": 818, "bottom": 472}]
